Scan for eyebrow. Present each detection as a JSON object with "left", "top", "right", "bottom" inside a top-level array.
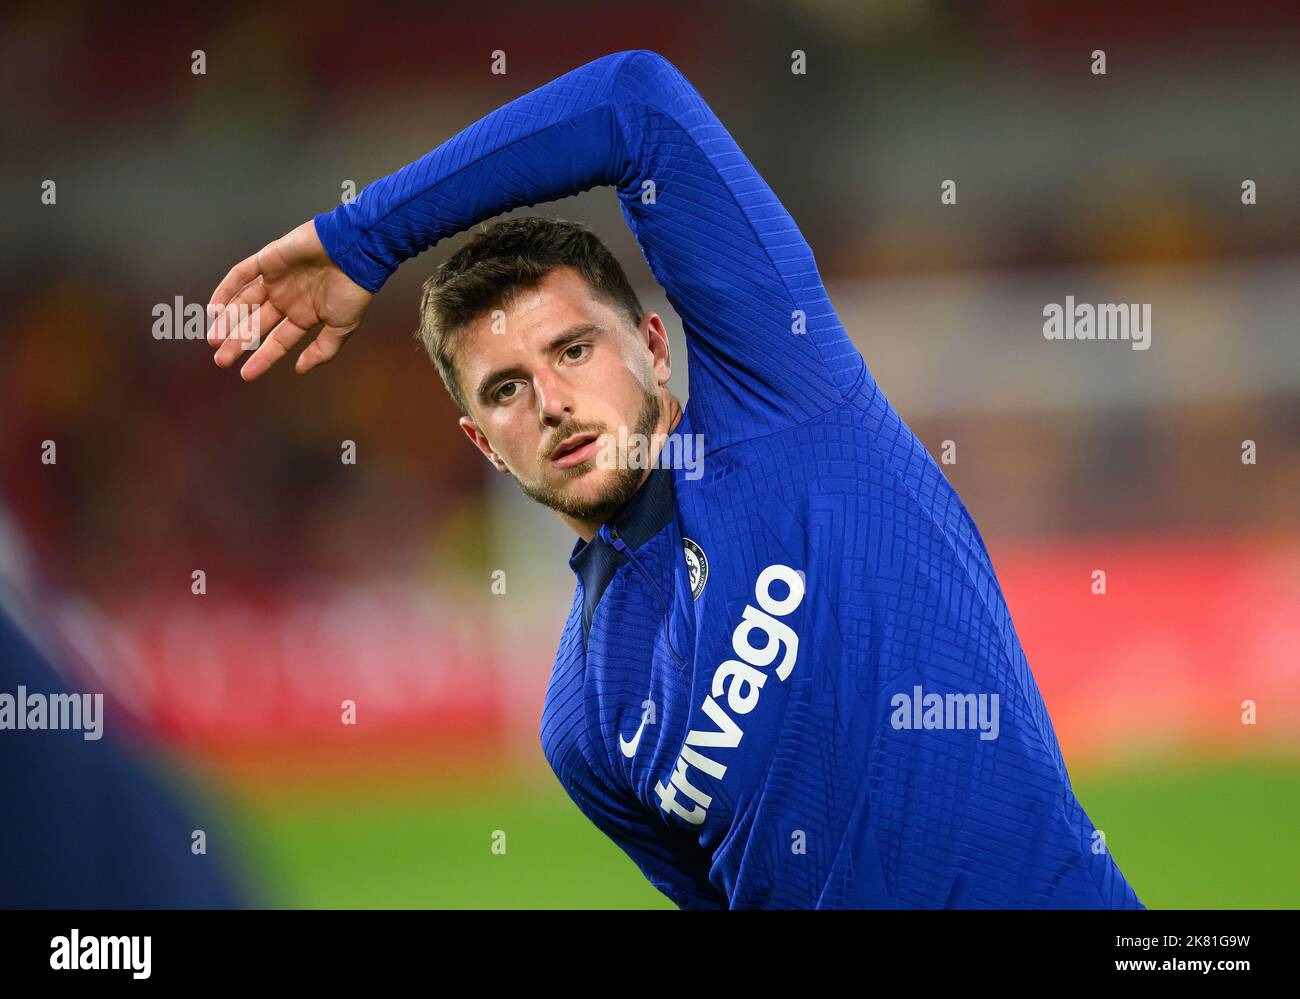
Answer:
[{"left": 474, "top": 322, "right": 604, "bottom": 405}]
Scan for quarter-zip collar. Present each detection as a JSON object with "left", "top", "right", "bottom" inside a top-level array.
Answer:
[
  {"left": 569, "top": 463, "right": 676, "bottom": 568},
  {"left": 568, "top": 463, "right": 677, "bottom": 645}
]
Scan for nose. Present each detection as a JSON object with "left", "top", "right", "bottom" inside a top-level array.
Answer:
[{"left": 534, "top": 368, "right": 573, "bottom": 424}]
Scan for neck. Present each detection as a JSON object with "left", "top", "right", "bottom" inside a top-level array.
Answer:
[{"left": 562, "top": 390, "right": 683, "bottom": 541}]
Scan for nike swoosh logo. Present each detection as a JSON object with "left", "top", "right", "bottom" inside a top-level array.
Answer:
[{"left": 619, "top": 716, "right": 649, "bottom": 758}]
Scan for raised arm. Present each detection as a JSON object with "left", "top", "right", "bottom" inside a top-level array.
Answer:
[{"left": 210, "top": 50, "right": 864, "bottom": 443}]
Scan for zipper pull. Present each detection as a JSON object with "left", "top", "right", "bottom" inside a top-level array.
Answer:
[{"left": 605, "top": 523, "right": 631, "bottom": 558}]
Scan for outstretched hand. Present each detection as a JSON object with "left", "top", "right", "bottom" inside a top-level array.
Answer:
[{"left": 205, "top": 220, "right": 374, "bottom": 381}]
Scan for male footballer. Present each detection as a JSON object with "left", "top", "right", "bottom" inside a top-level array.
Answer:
[{"left": 206, "top": 50, "right": 1143, "bottom": 909}]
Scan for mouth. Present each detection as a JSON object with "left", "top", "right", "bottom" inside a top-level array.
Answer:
[{"left": 549, "top": 432, "right": 601, "bottom": 469}]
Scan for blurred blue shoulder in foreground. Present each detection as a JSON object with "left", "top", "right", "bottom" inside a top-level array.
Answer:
[{"left": 0, "top": 599, "right": 244, "bottom": 908}]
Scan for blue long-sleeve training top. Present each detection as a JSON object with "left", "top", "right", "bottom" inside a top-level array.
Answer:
[{"left": 314, "top": 49, "right": 1145, "bottom": 909}]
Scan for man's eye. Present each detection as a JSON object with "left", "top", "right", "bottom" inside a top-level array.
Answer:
[
  {"left": 563, "top": 343, "right": 590, "bottom": 361},
  {"left": 494, "top": 382, "right": 519, "bottom": 402}
]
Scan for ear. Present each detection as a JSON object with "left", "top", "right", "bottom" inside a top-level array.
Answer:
[
  {"left": 459, "top": 415, "right": 510, "bottom": 473},
  {"left": 639, "top": 312, "right": 672, "bottom": 387}
]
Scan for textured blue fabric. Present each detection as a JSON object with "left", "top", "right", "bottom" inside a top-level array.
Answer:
[{"left": 315, "top": 50, "right": 1144, "bottom": 910}]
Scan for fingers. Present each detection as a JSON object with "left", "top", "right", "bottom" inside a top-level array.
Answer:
[
  {"left": 214, "top": 300, "right": 281, "bottom": 369},
  {"left": 208, "top": 273, "right": 268, "bottom": 349},
  {"left": 239, "top": 318, "right": 311, "bottom": 381},
  {"left": 294, "top": 325, "right": 351, "bottom": 374},
  {"left": 206, "top": 253, "right": 262, "bottom": 342}
]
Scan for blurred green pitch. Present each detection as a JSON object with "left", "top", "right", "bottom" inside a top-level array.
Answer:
[{"left": 212, "top": 754, "right": 1298, "bottom": 909}]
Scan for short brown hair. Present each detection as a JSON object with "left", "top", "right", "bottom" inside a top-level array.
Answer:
[{"left": 417, "top": 216, "right": 646, "bottom": 414}]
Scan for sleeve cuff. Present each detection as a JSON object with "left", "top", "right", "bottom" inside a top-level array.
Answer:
[{"left": 312, "top": 207, "right": 392, "bottom": 294}]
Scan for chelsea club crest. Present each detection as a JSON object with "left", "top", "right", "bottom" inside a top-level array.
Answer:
[{"left": 683, "top": 538, "right": 708, "bottom": 600}]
